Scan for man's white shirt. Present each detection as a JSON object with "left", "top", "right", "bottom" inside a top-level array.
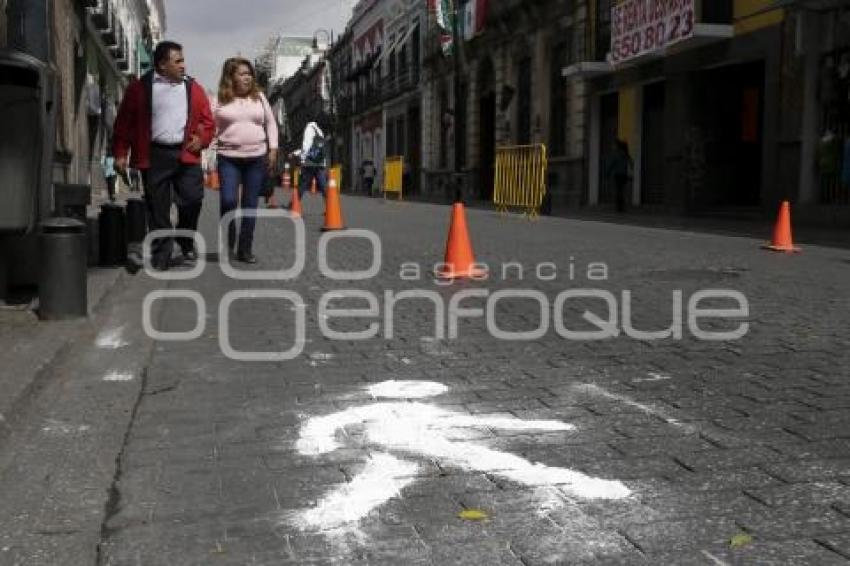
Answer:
[{"left": 151, "top": 72, "right": 188, "bottom": 144}]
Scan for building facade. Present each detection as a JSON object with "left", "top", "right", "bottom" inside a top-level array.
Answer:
[
  {"left": 1, "top": 0, "right": 164, "bottom": 187},
  {"left": 418, "top": 0, "right": 589, "bottom": 207},
  {"left": 567, "top": 0, "right": 850, "bottom": 222}
]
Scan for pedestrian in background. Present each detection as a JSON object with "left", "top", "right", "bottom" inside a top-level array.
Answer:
[
  {"left": 291, "top": 120, "right": 328, "bottom": 203},
  {"left": 213, "top": 57, "right": 278, "bottom": 264},
  {"left": 101, "top": 153, "right": 117, "bottom": 202},
  {"left": 113, "top": 40, "right": 214, "bottom": 272},
  {"left": 606, "top": 139, "right": 633, "bottom": 213},
  {"left": 360, "top": 159, "right": 376, "bottom": 196}
]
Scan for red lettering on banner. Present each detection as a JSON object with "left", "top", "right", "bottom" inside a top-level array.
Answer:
[{"left": 610, "top": 0, "right": 695, "bottom": 64}]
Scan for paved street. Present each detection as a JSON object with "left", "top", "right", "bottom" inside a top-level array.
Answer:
[{"left": 2, "top": 192, "right": 850, "bottom": 565}]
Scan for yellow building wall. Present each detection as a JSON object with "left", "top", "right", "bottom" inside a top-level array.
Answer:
[
  {"left": 617, "top": 86, "right": 638, "bottom": 152},
  {"left": 734, "top": 0, "right": 784, "bottom": 35}
]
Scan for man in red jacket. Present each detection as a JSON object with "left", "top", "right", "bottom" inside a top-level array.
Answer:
[{"left": 113, "top": 41, "right": 214, "bottom": 271}]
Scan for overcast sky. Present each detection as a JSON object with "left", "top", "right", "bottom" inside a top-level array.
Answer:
[{"left": 166, "top": 0, "right": 357, "bottom": 91}]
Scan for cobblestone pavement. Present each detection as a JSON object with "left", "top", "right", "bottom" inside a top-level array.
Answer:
[{"left": 5, "top": 191, "right": 850, "bottom": 565}]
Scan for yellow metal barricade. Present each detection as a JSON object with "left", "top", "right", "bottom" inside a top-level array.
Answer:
[
  {"left": 383, "top": 156, "right": 404, "bottom": 200},
  {"left": 493, "top": 144, "right": 548, "bottom": 219},
  {"left": 329, "top": 164, "right": 342, "bottom": 191}
]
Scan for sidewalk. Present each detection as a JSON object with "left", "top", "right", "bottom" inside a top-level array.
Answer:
[
  {"left": 0, "top": 182, "right": 131, "bottom": 440},
  {"left": 556, "top": 207, "right": 850, "bottom": 250}
]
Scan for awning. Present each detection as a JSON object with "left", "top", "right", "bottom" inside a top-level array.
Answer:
[{"left": 562, "top": 23, "right": 733, "bottom": 79}]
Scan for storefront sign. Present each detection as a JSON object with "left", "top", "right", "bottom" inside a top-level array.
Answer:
[{"left": 610, "top": 0, "right": 695, "bottom": 64}]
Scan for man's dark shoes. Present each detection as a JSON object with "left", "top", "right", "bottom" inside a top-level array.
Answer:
[
  {"left": 182, "top": 248, "right": 198, "bottom": 262},
  {"left": 236, "top": 252, "right": 258, "bottom": 264}
]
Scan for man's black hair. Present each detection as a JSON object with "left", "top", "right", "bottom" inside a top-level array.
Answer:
[{"left": 153, "top": 41, "right": 183, "bottom": 68}]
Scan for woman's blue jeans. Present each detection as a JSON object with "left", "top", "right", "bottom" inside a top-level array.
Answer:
[{"left": 218, "top": 155, "right": 267, "bottom": 254}]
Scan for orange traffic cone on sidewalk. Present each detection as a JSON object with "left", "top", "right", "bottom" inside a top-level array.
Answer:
[
  {"left": 289, "top": 186, "right": 302, "bottom": 218},
  {"left": 436, "top": 201, "right": 487, "bottom": 280},
  {"left": 763, "top": 200, "right": 800, "bottom": 253},
  {"left": 321, "top": 179, "right": 345, "bottom": 231},
  {"left": 311, "top": 178, "right": 317, "bottom": 194}
]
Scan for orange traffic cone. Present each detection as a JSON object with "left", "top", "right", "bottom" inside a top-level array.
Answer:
[
  {"left": 289, "top": 186, "right": 302, "bottom": 218},
  {"left": 322, "top": 179, "right": 345, "bottom": 231},
  {"left": 209, "top": 171, "right": 220, "bottom": 191},
  {"left": 436, "top": 202, "right": 487, "bottom": 279},
  {"left": 311, "top": 178, "right": 317, "bottom": 194},
  {"left": 763, "top": 200, "right": 800, "bottom": 253}
]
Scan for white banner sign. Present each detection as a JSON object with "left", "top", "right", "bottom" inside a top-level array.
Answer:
[{"left": 610, "top": 0, "right": 696, "bottom": 64}]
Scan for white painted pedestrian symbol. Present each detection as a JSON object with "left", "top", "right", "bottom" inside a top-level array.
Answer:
[{"left": 293, "top": 380, "right": 631, "bottom": 531}]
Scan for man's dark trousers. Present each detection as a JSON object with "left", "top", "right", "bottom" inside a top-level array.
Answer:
[{"left": 142, "top": 144, "right": 204, "bottom": 268}]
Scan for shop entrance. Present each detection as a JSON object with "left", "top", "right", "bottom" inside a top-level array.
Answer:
[{"left": 701, "top": 61, "right": 764, "bottom": 207}]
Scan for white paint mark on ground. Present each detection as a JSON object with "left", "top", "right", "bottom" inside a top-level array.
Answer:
[
  {"left": 420, "top": 337, "right": 453, "bottom": 357},
  {"left": 103, "top": 371, "right": 135, "bottom": 382},
  {"left": 42, "top": 420, "right": 91, "bottom": 435},
  {"left": 367, "top": 380, "right": 448, "bottom": 399},
  {"left": 632, "top": 372, "right": 673, "bottom": 383},
  {"left": 575, "top": 383, "right": 696, "bottom": 433},
  {"left": 296, "top": 453, "right": 418, "bottom": 531},
  {"left": 309, "top": 352, "right": 334, "bottom": 361},
  {"left": 95, "top": 326, "right": 129, "bottom": 349},
  {"left": 701, "top": 550, "right": 731, "bottom": 566},
  {"left": 385, "top": 353, "right": 414, "bottom": 365},
  {"left": 292, "top": 381, "right": 630, "bottom": 532}
]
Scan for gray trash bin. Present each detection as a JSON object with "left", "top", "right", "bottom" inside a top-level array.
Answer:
[{"left": 38, "top": 218, "right": 87, "bottom": 320}]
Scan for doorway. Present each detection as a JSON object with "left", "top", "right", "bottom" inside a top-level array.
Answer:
[
  {"left": 478, "top": 58, "right": 496, "bottom": 202},
  {"left": 598, "top": 92, "right": 619, "bottom": 204},
  {"left": 702, "top": 61, "right": 764, "bottom": 206}
]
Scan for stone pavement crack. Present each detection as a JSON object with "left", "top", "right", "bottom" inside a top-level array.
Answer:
[{"left": 96, "top": 365, "right": 151, "bottom": 565}]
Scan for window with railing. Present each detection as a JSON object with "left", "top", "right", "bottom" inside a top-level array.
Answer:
[{"left": 411, "top": 25, "right": 421, "bottom": 84}]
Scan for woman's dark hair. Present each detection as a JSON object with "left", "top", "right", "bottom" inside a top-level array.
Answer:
[{"left": 153, "top": 41, "right": 183, "bottom": 68}]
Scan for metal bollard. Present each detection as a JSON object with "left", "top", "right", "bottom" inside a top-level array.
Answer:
[
  {"left": 99, "top": 202, "right": 126, "bottom": 267},
  {"left": 38, "top": 217, "right": 87, "bottom": 320}
]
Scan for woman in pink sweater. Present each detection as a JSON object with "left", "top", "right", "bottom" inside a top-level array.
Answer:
[{"left": 213, "top": 57, "right": 278, "bottom": 263}]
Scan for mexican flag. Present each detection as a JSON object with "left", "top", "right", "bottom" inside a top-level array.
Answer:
[
  {"left": 432, "top": 0, "right": 455, "bottom": 55},
  {"left": 463, "top": 0, "right": 487, "bottom": 41}
]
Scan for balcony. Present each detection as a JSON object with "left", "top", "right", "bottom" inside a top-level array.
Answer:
[
  {"left": 101, "top": 13, "right": 119, "bottom": 47},
  {"left": 337, "top": 96, "right": 353, "bottom": 117},
  {"left": 88, "top": 0, "right": 111, "bottom": 30},
  {"left": 353, "top": 86, "right": 382, "bottom": 114}
]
